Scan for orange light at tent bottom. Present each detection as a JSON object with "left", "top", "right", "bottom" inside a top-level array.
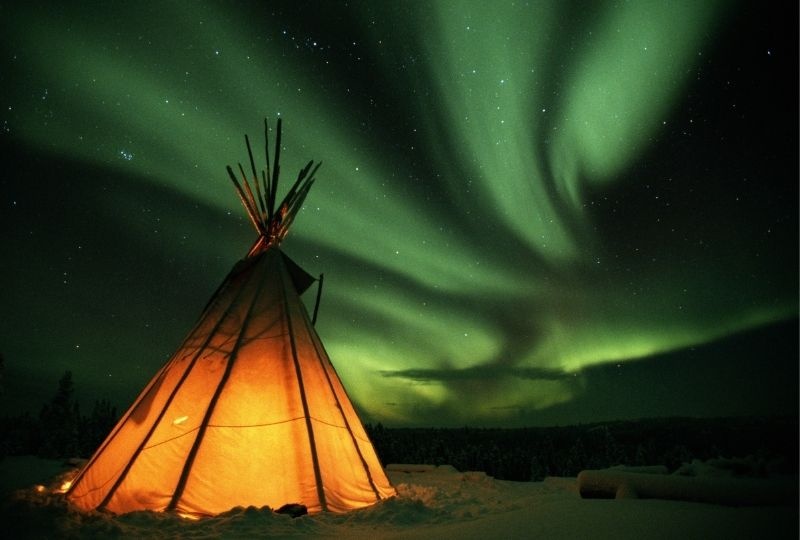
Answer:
[{"left": 57, "top": 480, "right": 73, "bottom": 494}]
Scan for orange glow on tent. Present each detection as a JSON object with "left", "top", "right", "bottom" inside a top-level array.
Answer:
[
  {"left": 58, "top": 480, "right": 73, "bottom": 493},
  {"left": 64, "top": 119, "right": 394, "bottom": 516}
]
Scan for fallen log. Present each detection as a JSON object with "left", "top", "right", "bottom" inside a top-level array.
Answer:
[{"left": 578, "top": 469, "right": 797, "bottom": 506}]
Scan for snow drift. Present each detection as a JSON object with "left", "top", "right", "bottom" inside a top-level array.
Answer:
[{"left": 0, "top": 457, "right": 796, "bottom": 539}]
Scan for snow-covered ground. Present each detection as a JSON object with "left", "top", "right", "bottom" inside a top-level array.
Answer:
[{"left": 0, "top": 457, "right": 796, "bottom": 539}]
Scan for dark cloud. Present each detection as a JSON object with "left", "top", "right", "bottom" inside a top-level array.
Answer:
[{"left": 381, "top": 364, "right": 570, "bottom": 384}]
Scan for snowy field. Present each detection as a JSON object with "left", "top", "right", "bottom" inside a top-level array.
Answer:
[{"left": 1, "top": 457, "right": 796, "bottom": 539}]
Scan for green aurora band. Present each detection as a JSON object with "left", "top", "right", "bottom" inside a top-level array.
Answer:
[{"left": 3, "top": 1, "right": 795, "bottom": 425}]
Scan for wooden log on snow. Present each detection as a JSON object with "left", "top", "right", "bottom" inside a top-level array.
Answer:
[{"left": 577, "top": 469, "right": 797, "bottom": 506}]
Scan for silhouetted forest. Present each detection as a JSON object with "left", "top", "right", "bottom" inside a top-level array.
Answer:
[
  {"left": 0, "top": 368, "right": 795, "bottom": 483},
  {"left": 366, "top": 417, "right": 798, "bottom": 481},
  {"left": 0, "top": 371, "right": 117, "bottom": 460}
]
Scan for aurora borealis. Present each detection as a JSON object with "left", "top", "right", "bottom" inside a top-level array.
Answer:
[{"left": 1, "top": 1, "right": 796, "bottom": 426}]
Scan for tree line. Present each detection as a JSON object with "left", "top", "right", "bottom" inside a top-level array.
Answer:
[
  {"left": 366, "top": 416, "right": 798, "bottom": 481},
  {"left": 1, "top": 371, "right": 117, "bottom": 460},
  {"left": 1, "top": 364, "right": 795, "bottom": 483}
]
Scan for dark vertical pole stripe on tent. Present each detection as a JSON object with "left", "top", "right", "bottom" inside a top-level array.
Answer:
[
  {"left": 263, "top": 118, "right": 273, "bottom": 223},
  {"left": 166, "top": 255, "right": 271, "bottom": 512},
  {"left": 269, "top": 119, "right": 282, "bottom": 217},
  {"left": 66, "top": 363, "right": 170, "bottom": 498},
  {"left": 72, "top": 260, "right": 253, "bottom": 501},
  {"left": 280, "top": 257, "right": 328, "bottom": 511},
  {"left": 245, "top": 133, "right": 266, "bottom": 219},
  {"left": 94, "top": 260, "right": 260, "bottom": 510},
  {"left": 227, "top": 165, "right": 263, "bottom": 235},
  {"left": 312, "top": 273, "right": 324, "bottom": 326},
  {"left": 301, "top": 303, "right": 382, "bottom": 501},
  {"left": 237, "top": 162, "right": 263, "bottom": 227}
]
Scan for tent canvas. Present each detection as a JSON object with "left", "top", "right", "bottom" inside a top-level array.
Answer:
[{"left": 66, "top": 119, "right": 395, "bottom": 516}]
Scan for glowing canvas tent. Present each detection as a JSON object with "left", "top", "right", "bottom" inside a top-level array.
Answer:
[{"left": 66, "top": 119, "right": 395, "bottom": 516}]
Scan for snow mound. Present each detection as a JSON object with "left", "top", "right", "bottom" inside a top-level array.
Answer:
[
  {"left": 674, "top": 456, "right": 779, "bottom": 478},
  {"left": 578, "top": 465, "right": 797, "bottom": 506},
  {"left": 1, "top": 457, "right": 796, "bottom": 539}
]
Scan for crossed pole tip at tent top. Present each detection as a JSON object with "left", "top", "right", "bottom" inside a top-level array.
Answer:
[{"left": 226, "top": 118, "right": 322, "bottom": 253}]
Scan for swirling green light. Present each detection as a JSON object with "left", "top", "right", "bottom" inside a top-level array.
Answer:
[
  {"left": 550, "top": 0, "right": 720, "bottom": 205},
  {"left": 3, "top": 1, "right": 794, "bottom": 426}
]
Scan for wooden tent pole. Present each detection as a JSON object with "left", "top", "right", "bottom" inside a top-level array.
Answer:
[{"left": 312, "top": 273, "right": 324, "bottom": 326}]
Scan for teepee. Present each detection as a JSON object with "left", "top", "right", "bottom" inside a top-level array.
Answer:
[{"left": 66, "top": 119, "right": 395, "bottom": 517}]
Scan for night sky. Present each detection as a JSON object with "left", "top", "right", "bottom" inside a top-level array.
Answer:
[{"left": 1, "top": 1, "right": 796, "bottom": 427}]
